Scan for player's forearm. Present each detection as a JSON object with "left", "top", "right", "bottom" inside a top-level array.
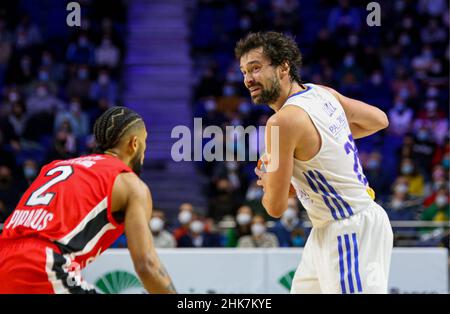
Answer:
[
  {"left": 348, "top": 121, "right": 384, "bottom": 139},
  {"left": 342, "top": 100, "right": 389, "bottom": 139},
  {"left": 262, "top": 192, "right": 288, "bottom": 218},
  {"left": 135, "top": 253, "right": 177, "bottom": 294}
]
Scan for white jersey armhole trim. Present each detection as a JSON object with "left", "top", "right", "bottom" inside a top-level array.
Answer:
[{"left": 281, "top": 104, "right": 324, "bottom": 164}]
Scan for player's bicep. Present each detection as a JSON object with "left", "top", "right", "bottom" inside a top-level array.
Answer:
[
  {"left": 264, "top": 110, "right": 297, "bottom": 214},
  {"left": 122, "top": 179, "right": 153, "bottom": 265}
]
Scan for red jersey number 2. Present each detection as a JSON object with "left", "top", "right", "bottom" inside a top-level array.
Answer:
[{"left": 25, "top": 165, "right": 74, "bottom": 206}]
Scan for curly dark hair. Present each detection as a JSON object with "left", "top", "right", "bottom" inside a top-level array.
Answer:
[
  {"left": 235, "top": 31, "right": 302, "bottom": 84},
  {"left": 93, "top": 106, "right": 144, "bottom": 152}
]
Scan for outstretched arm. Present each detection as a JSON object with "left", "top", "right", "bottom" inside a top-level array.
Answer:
[
  {"left": 115, "top": 173, "right": 176, "bottom": 294},
  {"left": 319, "top": 85, "right": 389, "bottom": 139}
]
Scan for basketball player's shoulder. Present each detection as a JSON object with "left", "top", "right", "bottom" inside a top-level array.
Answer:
[
  {"left": 269, "top": 105, "right": 309, "bottom": 134},
  {"left": 115, "top": 172, "right": 147, "bottom": 193}
]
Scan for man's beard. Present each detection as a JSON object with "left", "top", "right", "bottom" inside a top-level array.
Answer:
[
  {"left": 251, "top": 76, "right": 281, "bottom": 105},
  {"left": 130, "top": 151, "right": 143, "bottom": 176}
]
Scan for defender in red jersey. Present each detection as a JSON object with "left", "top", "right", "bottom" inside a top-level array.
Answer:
[{"left": 0, "top": 107, "right": 176, "bottom": 294}]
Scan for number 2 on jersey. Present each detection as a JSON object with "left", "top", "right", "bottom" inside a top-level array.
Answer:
[
  {"left": 26, "top": 165, "right": 74, "bottom": 206},
  {"left": 344, "top": 135, "right": 368, "bottom": 186}
]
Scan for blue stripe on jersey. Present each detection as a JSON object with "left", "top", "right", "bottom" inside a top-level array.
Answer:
[
  {"left": 308, "top": 171, "right": 347, "bottom": 219},
  {"left": 314, "top": 170, "right": 354, "bottom": 216},
  {"left": 303, "top": 172, "right": 339, "bottom": 220},
  {"left": 352, "top": 233, "right": 363, "bottom": 292},
  {"left": 337, "top": 235, "right": 347, "bottom": 294},
  {"left": 344, "top": 234, "right": 355, "bottom": 293}
]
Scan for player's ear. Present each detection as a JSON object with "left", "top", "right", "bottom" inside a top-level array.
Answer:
[
  {"left": 129, "top": 135, "right": 138, "bottom": 153},
  {"left": 279, "top": 61, "right": 290, "bottom": 78}
]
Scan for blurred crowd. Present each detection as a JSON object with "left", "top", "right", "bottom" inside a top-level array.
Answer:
[{"left": 0, "top": 0, "right": 127, "bottom": 222}]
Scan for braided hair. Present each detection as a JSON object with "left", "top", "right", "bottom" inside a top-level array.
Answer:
[{"left": 93, "top": 106, "right": 144, "bottom": 153}]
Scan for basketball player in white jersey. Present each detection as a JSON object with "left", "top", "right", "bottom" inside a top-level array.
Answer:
[{"left": 235, "top": 32, "right": 393, "bottom": 294}]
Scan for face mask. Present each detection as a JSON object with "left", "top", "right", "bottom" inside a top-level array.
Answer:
[
  {"left": 401, "top": 164, "right": 413, "bottom": 175},
  {"left": 435, "top": 196, "right": 448, "bottom": 208},
  {"left": 425, "top": 100, "right": 438, "bottom": 112},
  {"left": 251, "top": 223, "right": 266, "bottom": 236},
  {"left": 417, "top": 130, "right": 429, "bottom": 141},
  {"left": 190, "top": 220, "right": 204, "bottom": 234},
  {"left": 78, "top": 37, "right": 88, "bottom": 47},
  {"left": 39, "top": 71, "right": 49, "bottom": 81},
  {"left": 427, "top": 87, "right": 439, "bottom": 98},
  {"left": 8, "top": 92, "right": 19, "bottom": 102},
  {"left": 178, "top": 210, "right": 192, "bottom": 225},
  {"left": 98, "top": 74, "right": 109, "bottom": 85},
  {"left": 238, "top": 102, "right": 251, "bottom": 114},
  {"left": 70, "top": 102, "right": 81, "bottom": 113},
  {"left": 150, "top": 217, "right": 164, "bottom": 232},
  {"left": 395, "top": 184, "right": 408, "bottom": 194},
  {"left": 240, "top": 17, "right": 251, "bottom": 30},
  {"left": 223, "top": 85, "right": 235, "bottom": 97},
  {"left": 36, "top": 87, "right": 48, "bottom": 98},
  {"left": 391, "top": 199, "right": 403, "bottom": 210},
  {"left": 367, "top": 159, "right": 380, "bottom": 170},
  {"left": 282, "top": 208, "right": 299, "bottom": 230},
  {"left": 78, "top": 70, "right": 88, "bottom": 80},
  {"left": 236, "top": 213, "right": 251, "bottom": 226},
  {"left": 398, "top": 88, "right": 410, "bottom": 100},
  {"left": 204, "top": 100, "right": 216, "bottom": 112},
  {"left": 283, "top": 207, "right": 297, "bottom": 220},
  {"left": 24, "top": 167, "right": 37, "bottom": 179},
  {"left": 344, "top": 56, "right": 354, "bottom": 67},
  {"left": 42, "top": 55, "right": 52, "bottom": 66},
  {"left": 226, "top": 162, "right": 238, "bottom": 172},
  {"left": 399, "top": 34, "right": 410, "bottom": 46},
  {"left": 371, "top": 74, "right": 382, "bottom": 85}
]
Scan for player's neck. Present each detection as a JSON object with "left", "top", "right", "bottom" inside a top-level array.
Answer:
[
  {"left": 269, "top": 81, "right": 304, "bottom": 112},
  {"left": 104, "top": 149, "right": 131, "bottom": 167}
]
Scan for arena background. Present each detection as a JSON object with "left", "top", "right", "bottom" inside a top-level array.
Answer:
[{"left": 0, "top": 0, "right": 448, "bottom": 293}]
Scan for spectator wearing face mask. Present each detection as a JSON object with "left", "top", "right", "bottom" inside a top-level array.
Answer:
[
  {"left": 270, "top": 199, "right": 305, "bottom": 247},
  {"left": 66, "top": 64, "right": 92, "bottom": 101},
  {"left": 237, "top": 214, "right": 279, "bottom": 248},
  {"left": 89, "top": 69, "right": 118, "bottom": 104},
  {"left": 385, "top": 176, "right": 421, "bottom": 221},
  {"left": 411, "top": 127, "right": 437, "bottom": 177},
  {"left": 173, "top": 203, "right": 194, "bottom": 241},
  {"left": 224, "top": 205, "right": 253, "bottom": 247},
  {"left": 388, "top": 97, "right": 414, "bottom": 137},
  {"left": 149, "top": 209, "right": 176, "bottom": 248},
  {"left": 26, "top": 82, "right": 65, "bottom": 116},
  {"left": 54, "top": 98, "right": 89, "bottom": 139},
  {"left": 177, "top": 216, "right": 221, "bottom": 248},
  {"left": 66, "top": 33, "right": 95, "bottom": 65},
  {"left": 399, "top": 158, "right": 425, "bottom": 197},
  {"left": 364, "top": 151, "right": 390, "bottom": 199},
  {"left": 22, "top": 159, "right": 38, "bottom": 186},
  {"left": 95, "top": 35, "right": 120, "bottom": 68},
  {"left": 421, "top": 188, "right": 449, "bottom": 226}
]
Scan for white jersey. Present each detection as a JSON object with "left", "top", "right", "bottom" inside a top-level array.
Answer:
[{"left": 283, "top": 83, "right": 374, "bottom": 228}]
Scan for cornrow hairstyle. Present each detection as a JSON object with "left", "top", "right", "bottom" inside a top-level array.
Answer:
[{"left": 93, "top": 106, "right": 144, "bottom": 153}]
